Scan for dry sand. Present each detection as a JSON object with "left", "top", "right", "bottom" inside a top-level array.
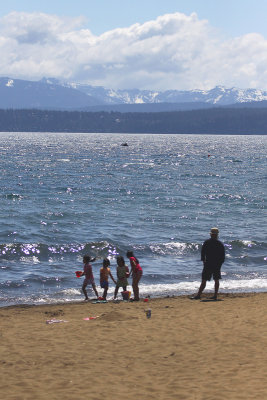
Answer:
[{"left": 0, "top": 292, "right": 267, "bottom": 400}]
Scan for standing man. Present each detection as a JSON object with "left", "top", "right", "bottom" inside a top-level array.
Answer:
[{"left": 192, "top": 227, "right": 225, "bottom": 300}]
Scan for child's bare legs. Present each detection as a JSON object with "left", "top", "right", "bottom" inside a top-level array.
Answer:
[
  {"left": 102, "top": 287, "right": 108, "bottom": 300},
  {"left": 82, "top": 282, "right": 89, "bottom": 300},
  {"left": 92, "top": 283, "right": 99, "bottom": 298},
  {"left": 114, "top": 286, "right": 128, "bottom": 299},
  {"left": 132, "top": 272, "right": 142, "bottom": 301},
  {"left": 114, "top": 286, "right": 119, "bottom": 299}
]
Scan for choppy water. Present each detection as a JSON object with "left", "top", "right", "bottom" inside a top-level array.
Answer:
[{"left": 0, "top": 132, "right": 266, "bottom": 306}]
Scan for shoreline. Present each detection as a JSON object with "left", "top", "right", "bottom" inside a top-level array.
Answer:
[
  {"left": 1, "top": 290, "right": 267, "bottom": 310},
  {"left": 1, "top": 289, "right": 267, "bottom": 310},
  {"left": 1, "top": 291, "right": 267, "bottom": 399}
]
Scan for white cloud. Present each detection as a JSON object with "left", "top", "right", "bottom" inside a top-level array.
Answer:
[{"left": 1, "top": 11, "right": 267, "bottom": 90}]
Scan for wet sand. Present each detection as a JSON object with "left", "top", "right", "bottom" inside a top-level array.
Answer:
[{"left": 0, "top": 292, "right": 267, "bottom": 400}]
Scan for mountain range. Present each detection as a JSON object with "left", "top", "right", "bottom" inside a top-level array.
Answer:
[{"left": 1, "top": 76, "right": 267, "bottom": 112}]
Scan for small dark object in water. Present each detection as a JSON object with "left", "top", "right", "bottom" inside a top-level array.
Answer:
[{"left": 121, "top": 142, "right": 128, "bottom": 146}]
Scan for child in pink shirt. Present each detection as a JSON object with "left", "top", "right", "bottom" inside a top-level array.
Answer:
[{"left": 81, "top": 255, "right": 99, "bottom": 300}]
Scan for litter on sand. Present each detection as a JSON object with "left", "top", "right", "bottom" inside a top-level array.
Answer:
[
  {"left": 46, "top": 319, "right": 68, "bottom": 324},
  {"left": 83, "top": 316, "right": 99, "bottom": 320},
  {"left": 92, "top": 300, "right": 108, "bottom": 304}
]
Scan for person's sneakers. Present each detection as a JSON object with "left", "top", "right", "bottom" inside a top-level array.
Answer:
[{"left": 190, "top": 295, "right": 201, "bottom": 300}]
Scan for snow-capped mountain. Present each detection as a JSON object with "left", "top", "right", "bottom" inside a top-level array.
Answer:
[
  {"left": 65, "top": 81, "right": 161, "bottom": 105},
  {"left": 1, "top": 76, "right": 267, "bottom": 110},
  {"left": 0, "top": 77, "right": 101, "bottom": 109},
  {"left": 65, "top": 82, "right": 267, "bottom": 105}
]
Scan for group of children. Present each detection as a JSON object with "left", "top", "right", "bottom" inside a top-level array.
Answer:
[{"left": 80, "top": 251, "right": 143, "bottom": 301}]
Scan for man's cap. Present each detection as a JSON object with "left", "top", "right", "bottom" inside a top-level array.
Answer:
[{"left": 210, "top": 227, "right": 219, "bottom": 234}]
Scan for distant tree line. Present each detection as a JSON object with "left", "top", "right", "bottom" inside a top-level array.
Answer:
[{"left": 0, "top": 107, "right": 267, "bottom": 134}]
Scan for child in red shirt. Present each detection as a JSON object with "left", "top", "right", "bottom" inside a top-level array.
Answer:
[{"left": 126, "top": 251, "right": 142, "bottom": 301}]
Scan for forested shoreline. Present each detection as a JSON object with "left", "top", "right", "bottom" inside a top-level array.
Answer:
[{"left": 1, "top": 107, "right": 267, "bottom": 134}]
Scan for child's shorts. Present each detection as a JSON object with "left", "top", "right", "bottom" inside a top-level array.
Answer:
[{"left": 100, "top": 280, "right": 108, "bottom": 289}]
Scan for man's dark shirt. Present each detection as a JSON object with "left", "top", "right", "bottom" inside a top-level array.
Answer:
[{"left": 201, "top": 238, "right": 225, "bottom": 267}]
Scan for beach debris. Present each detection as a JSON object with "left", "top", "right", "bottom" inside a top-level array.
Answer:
[
  {"left": 92, "top": 300, "right": 108, "bottom": 304},
  {"left": 144, "top": 308, "right": 151, "bottom": 319},
  {"left": 46, "top": 319, "right": 68, "bottom": 324},
  {"left": 83, "top": 316, "right": 99, "bottom": 320}
]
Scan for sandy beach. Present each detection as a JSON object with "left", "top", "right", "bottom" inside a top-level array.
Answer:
[{"left": 1, "top": 292, "right": 267, "bottom": 400}]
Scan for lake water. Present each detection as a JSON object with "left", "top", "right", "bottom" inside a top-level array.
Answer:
[{"left": 0, "top": 132, "right": 266, "bottom": 306}]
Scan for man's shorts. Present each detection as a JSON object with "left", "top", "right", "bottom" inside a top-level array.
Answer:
[
  {"left": 100, "top": 280, "right": 109, "bottom": 289},
  {"left": 202, "top": 264, "right": 222, "bottom": 281}
]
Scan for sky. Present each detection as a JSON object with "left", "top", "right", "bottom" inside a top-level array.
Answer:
[{"left": 1, "top": 0, "right": 267, "bottom": 91}]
